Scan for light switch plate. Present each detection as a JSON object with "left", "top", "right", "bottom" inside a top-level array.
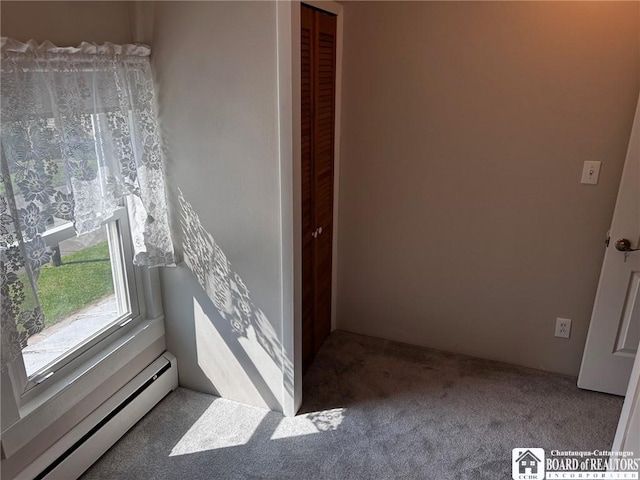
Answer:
[{"left": 581, "top": 161, "right": 601, "bottom": 185}]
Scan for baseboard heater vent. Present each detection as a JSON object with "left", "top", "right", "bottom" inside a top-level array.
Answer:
[{"left": 19, "top": 352, "right": 178, "bottom": 480}]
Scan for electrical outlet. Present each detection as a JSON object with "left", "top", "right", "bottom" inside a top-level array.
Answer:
[{"left": 555, "top": 318, "right": 572, "bottom": 339}]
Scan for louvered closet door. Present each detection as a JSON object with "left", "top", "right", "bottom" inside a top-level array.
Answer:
[
  {"left": 301, "top": 5, "right": 315, "bottom": 371},
  {"left": 301, "top": 4, "right": 337, "bottom": 371}
]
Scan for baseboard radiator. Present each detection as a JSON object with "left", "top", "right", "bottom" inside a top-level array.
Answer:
[{"left": 18, "top": 352, "right": 178, "bottom": 480}]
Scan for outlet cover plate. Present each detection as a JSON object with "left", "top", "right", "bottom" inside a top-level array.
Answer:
[{"left": 555, "top": 318, "right": 572, "bottom": 339}]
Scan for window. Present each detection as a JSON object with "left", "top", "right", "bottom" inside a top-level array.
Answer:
[
  {"left": 1, "top": 39, "right": 174, "bottom": 411},
  {"left": 22, "top": 207, "right": 138, "bottom": 379},
  {"left": 1, "top": 108, "right": 145, "bottom": 396},
  {"left": 0, "top": 110, "right": 142, "bottom": 384}
]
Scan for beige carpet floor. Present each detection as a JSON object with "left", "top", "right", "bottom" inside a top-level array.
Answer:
[{"left": 82, "top": 331, "right": 623, "bottom": 479}]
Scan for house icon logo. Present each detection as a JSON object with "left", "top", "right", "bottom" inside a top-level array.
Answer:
[{"left": 512, "top": 448, "right": 545, "bottom": 480}]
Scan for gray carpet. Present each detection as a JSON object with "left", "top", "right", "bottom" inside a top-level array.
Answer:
[{"left": 82, "top": 331, "right": 623, "bottom": 479}]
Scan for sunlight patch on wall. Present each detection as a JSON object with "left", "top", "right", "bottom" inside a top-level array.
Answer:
[
  {"left": 194, "top": 298, "right": 270, "bottom": 409},
  {"left": 179, "top": 189, "right": 292, "bottom": 409},
  {"left": 169, "top": 396, "right": 268, "bottom": 457},
  {"left": 237, "top": 321, "right": 283, "bottom": 400},
  {"left": 270, "top": 408, "right": 346, "bottom": 440}
]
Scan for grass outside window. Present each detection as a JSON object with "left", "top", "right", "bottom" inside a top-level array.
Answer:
[{"left": 23, "top": 242, "right": 115, "bottom": 327}]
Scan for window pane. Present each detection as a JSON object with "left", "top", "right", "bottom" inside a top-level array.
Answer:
[{"left": 21, "top": 223, "right": 128, "bottom": 377}]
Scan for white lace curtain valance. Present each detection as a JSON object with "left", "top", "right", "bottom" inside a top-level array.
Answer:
[{"left": 1, "top": 38, "right": 175, "bottom": 367}]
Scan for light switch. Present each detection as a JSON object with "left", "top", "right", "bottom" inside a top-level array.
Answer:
[{"left": 581, "top": 161, "right": 601, "bottom": 185}]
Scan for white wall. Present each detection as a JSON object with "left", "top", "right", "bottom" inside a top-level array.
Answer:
[
  {"left": 0, "top": 1, "right": 132, "bottom": 45},
  {"left": 151, "top": 1, "right": 296, "bottom": 413},
  {"left": 337, "top": 1, "right": 640, "bottom": 377}
]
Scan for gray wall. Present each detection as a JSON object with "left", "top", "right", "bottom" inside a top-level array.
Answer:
[
  {"left": 150, "top": 2, "right": 290, "bottom": 411},
  {"left": 336, "top": 1, "right": 640, "bottom": 376},
  {"left": 1, "top": 1, "right": 132, "bottom": 45}
]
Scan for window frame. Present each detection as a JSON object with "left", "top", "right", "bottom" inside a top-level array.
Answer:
[{"left": 4, "top": 200, "right": 149, "bottom": 409}]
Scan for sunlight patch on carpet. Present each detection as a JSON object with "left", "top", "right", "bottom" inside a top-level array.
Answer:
[
  {"left": 270, "top": 408, "right": 346, "bottom": 440},
  {"left": 169, "top": 399, "right": 268, "bottom": 456}
]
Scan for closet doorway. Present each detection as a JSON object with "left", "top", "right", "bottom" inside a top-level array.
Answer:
[{"left": 301, "top": 3, "right": 337, "bottom": 371}]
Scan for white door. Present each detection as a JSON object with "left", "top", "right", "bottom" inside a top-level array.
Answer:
[
  {"left": 578, "top": 96, "right": 640, "bottom": 396},
  {"left": 612, "top": 339, "right": 640, "bottom": 453}
]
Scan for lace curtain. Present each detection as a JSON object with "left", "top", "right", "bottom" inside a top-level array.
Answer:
[{"left": 1, "top": 39, "right": 175, "bottom": 368}]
